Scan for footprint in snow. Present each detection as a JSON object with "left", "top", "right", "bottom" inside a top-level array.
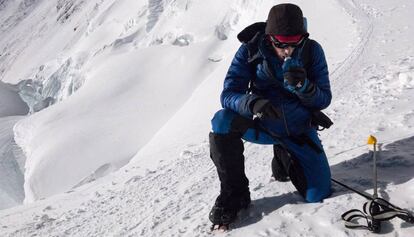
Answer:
[
  {"left": 253, "top": 183, "right": 265, "bottom": 191},
  {"left": 180, "top": 150, "right": 193, "bottom": 158},
  {"left": 172, "top": 34, "right": 194, "bottom": 46}
]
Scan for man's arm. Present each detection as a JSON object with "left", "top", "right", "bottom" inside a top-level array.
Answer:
[
  {"left": 220, "top": 45, "right": 260, "bottom": 117},
  {"left": 296, "top": 41, "right": 332, "bottom": 110}
]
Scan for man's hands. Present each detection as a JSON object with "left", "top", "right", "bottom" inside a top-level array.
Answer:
[
  {"left": 282, "top": 57, "right": 310, "bottom": 94},
  {"left": 251, "top": 99, "right": 281, "bottom": 120},
  {"left": 283, "top": 66, "right": 309, "bottom": 93}
]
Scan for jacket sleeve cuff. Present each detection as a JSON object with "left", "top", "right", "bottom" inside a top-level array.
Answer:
[
  {"left": 296, "top": 82, "right": 316, "bottom": 98},
  {"left": 241, "top": 94, "right": 261, "bottom": 117}
]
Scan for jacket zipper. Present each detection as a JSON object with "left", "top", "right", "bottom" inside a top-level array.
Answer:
[{"left": 262, "top": 58, "right": 291, "bottom": 136}]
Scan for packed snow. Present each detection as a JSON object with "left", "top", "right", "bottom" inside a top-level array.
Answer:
[{"left": 0, "top": 0, "right": 413, "bottom": 236}]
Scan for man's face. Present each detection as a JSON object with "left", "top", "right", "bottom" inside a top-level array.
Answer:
[
  {"left": 272, "top": 45, "right": 295, "bottom": 60},
  {"left": 267, "top": 34, "right": 302, "bottom": 60}
]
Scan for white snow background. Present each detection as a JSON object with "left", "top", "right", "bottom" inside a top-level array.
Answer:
[{"left": 0, "top": 0, "right": 414, "bottom": 236}]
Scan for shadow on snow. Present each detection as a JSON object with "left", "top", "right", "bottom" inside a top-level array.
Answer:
[{"left": 232, "top": 136, "right": 414, "bottom": 232}]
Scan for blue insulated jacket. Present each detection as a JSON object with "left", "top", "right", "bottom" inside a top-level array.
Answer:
[{"left": 220, "top": 37, "right": 331, "bottom": 136}]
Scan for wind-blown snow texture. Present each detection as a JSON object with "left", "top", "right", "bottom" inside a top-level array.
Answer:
[{"left": 0, "top": 0, "right": 414, "bottom": 236}]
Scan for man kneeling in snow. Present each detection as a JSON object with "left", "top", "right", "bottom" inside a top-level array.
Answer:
[{"left": 209, "top": 3, "right": 332, "bottom": 227}]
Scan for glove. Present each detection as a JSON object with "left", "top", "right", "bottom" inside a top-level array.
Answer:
[
  {"left": 283, "top": 66, "right": 309, "bottom": 93},
  {"left": 282, "top": 57, "right": 309, "bottom": 94},
  {"left": 251, "top": 99, "right": 281, "bottom": 120},
  {"left": 282, "top": 57, "right": 302, "bottom": 72}
]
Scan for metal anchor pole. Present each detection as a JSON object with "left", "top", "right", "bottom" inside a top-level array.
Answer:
[{"left": 367, "top": 135, "right": 381, "bottom": 233}]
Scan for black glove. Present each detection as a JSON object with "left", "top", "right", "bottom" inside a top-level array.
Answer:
[
  {"left": 251, "top": 99, "right": 281, "bottom": 120},
  {"left": 283, "top": 67, "right": 309, "bottom": 93}
]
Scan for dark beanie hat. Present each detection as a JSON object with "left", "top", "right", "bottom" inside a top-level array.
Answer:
[{"left": 265, "top": 4, "right": 306, "bottom": 36}]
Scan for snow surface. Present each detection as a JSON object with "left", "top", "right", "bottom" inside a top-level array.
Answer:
[
  {"left": 0, "top": 0, "right": 414, "bottom": 236},
  {"left": 0, "top": 81, "right": 28, "bottom": 209}
]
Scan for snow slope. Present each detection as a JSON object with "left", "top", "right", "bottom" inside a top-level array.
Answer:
[
  {"left": 3, "top": 0, "right": 267, "bottom": 203},
  {"left": 1, "top": 0, "right": 414, "bottom": 236},
  {"left": 4, "top": 0, "right": 356, "bottom": 205},
  {"left": 0, "top": 81, "right": 28, "bottom": 209}
]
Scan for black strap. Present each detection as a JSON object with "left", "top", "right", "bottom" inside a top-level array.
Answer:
[
  {"left": 252, "top": 117, "right": 261, "bottom": 141},
  {"left": 299, "top": 134, "right": 323, "bottom": 153},
  {"left": 300, "top": 38, "right": 313, "bottom": 71},
  {"left": 253, "top": 120, "right": 323, "bottom": 154},
  {"left": 342, "top": 209, "right": 373, "bottom": 230},
  {"left": 342, "top": 197, "right": 414, "bottom": 232}
]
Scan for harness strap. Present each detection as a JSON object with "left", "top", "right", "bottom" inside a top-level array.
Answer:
[
  {"left": 252, "top": 117, "right": 261, "bottom": 141},
  {"left": 298, "top": 134, "right": 323, "bottom": 153},
  {"left": 342, "top": 209, "right": 372, "bottom": 230},
  {"left": 253, "top": 119, "right": 323, "bottom": 154},
  {"left": 341, "top": 197, "right": 414, "bottom": 232}
]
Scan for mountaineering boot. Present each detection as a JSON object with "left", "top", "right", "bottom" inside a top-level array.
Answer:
[
  {"left": 272, "top": 144, "right": 308, "bottom": 198},
  {"left": 209, "top": 132, "right": 251, "bottom": 225},
  {"left": 209, "top": 191, "right": 251, "bottom": 225},
  {"left": 271, "top": 145, "right": 290, "bottom": 182}
]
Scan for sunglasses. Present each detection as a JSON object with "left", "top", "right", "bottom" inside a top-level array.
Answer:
[{"left": 268, "top": 35, "right": 304, "bottom": 49}]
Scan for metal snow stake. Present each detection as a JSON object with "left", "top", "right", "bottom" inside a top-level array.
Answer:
[
  {"left": 367, "top": 135, "right": 381, "bottom": 232},
  {"left": 333, "top": 135, "right": 414, "bottom": 233}
]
